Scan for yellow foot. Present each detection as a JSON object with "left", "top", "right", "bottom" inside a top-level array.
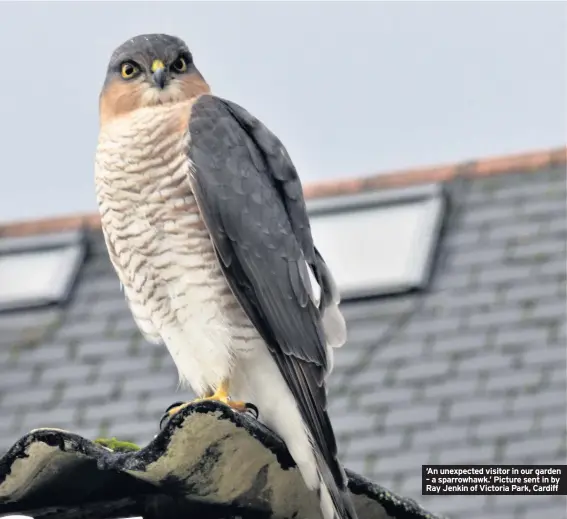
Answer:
[
  {"left": 159, "top": 381, "right": 259, "bottom": 430},
  {"left": 167, "top": 395, "right": 249, "bottom": 416}
]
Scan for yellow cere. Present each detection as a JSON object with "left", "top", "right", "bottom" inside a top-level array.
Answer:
[{"left": 151, "top": 60, "right": 165, "bottom": 72}]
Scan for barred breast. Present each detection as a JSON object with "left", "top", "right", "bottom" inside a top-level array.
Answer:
[{"left": 95, "top": 102, "right": 261, "bottom": 395}]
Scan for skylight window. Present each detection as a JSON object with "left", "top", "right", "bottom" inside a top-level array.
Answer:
[
  {"left": 307, "top": 183, "right": 446, "bottom": 299},
  {"left": 0, "top": 229, "right": 86, "bottom": 312}
]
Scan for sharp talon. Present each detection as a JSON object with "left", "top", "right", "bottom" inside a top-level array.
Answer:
[
  {"left": 245, "top": 403, "right": 259, "bottom": 419},
  {"left": 159, "top": 412, "right": 171, "bottom": 430},
  {"left": 159, "top": 401, "right": 189, "bottom": 430},
  {"left": 164, "top": 401, "right": 186, "bottom": 414}
]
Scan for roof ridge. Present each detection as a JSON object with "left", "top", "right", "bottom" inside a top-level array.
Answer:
[
  {"left": 1, "top": 146, "right": 565, "bottom": 238},
  {"left": 304, "top": 146, "right": 566, "bottom": 199}
]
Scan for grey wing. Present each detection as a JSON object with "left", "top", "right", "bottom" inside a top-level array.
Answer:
[
  {"left": 186, "top": 94, "right": 350, "bottom": 510},
  {"left": 221, "top": 98, "right": 346, "bottom": 351}
]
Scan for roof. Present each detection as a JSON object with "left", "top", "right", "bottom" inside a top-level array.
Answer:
[
  {"left": 1, "top": 401, "right": 442, "bottom": 519},
  {"left": 1, "top": 146, "right": 566, "bottom": 519}
]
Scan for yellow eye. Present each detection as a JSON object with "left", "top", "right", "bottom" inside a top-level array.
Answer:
[
  {"left": 121, "top": 62, "right": 139, "bottom": 79},
  {"left": 171, "top": 56, "right": 187, "bottom": 73}
]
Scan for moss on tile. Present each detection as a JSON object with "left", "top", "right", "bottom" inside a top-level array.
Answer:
[{"left": 94, "top": 436, "right": 141, "bottom": 452}]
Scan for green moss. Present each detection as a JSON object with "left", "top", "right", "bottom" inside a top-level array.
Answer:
[{"left": 94, "top": 437, "right": 141, "bottom": 452}]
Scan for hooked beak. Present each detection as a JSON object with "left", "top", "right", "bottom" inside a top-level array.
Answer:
[{"left": 151, "top": 60, "right": 167, "bottom": 89}]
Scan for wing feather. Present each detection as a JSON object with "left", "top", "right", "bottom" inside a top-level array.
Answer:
[{"left": 186, "top": 94, "right": 353, "bottom": 516}]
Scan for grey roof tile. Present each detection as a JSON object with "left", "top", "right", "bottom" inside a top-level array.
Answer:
[
  {"left": 83, "top": 399, "right": 141, "bottom": 425},
  {"left": 537, "top": 259, "right": 566, "bottom": 277},
  {"left": 384, "top": 403, "right": 441, "bottom": 428},
  {"left": 357, "top": 384, "right": 417, "bottom": 408},
  {"left": 371, "top": 340, "right": 427, "bottom": 362},
  {"left": 411, "top": 423, "right": 471, "bottom": 448},
  {"left": 425, "top": 288, "right": 499, "bottom": 314},
  {"left": 76, "top": 338, "right": 133, "bottom": 360},
  {"left": 450, "top": 396, "right": 507, "bottom": 419},
  {"left": 525, "top": 300, "right": 567, "bottom": 322},
  {"left": 547, "top": 215, "right": 567, "bottom": 235},
  {"left": 455, "top": 353, "right": 513, "bottom": 374},
  {"left": 39, "top": 364, "right": 95, "bottom": 385},
  {"left": 472, "top": 415, "right": 535, "bottom": 441},
  {"left": 495, "top": 326, "right": 550, "bottom": 349},
  {"left": 446, "top": 247, "right": 506, "bottom": 269},
  {"left": 1, "top": 385, "right": 58, "bottom": 410},
  {"left": 539, "top": 411, "right": 567, "bottom": 433},
  {"left": 55, "top": 318, "right": 112, "bottom": 342},
  {"left": 330, "top": 341, "right": 366, "bottom": 371},
  {"left": 521, "top": 343, "right": 566, "bottom": 366},
  {"left": 486, "top": 220, "right": 546, "bottom": 242},
  {"left": 459, "top": 204, "right": 518, "bottom": 227},
  {"left": 511, "top": 390, "right": 566, "bottom": 413},
  {"left": 442, "top": 227, "right": 483, "bottom": 249},
  {"left": 483, "top": 368, "right": 542, "bottom": 393},
  {"left": 522, "top": 197, "right": 566, "bottom": 218},
  {"left": 16, "top": 342, "right": 71, "bottom": 365},
  {"left": 477, "top": 263, "right": 536, "bottom": 286},
  {"left": 103, "top": 416, "right": 162, "bottom": 443},
  {"left": 346, "top": 432, "right": 404, "bottom": 459},
  {"left": 0, "top": 309, "right": 61, "bottom": 336},
  {"left": 94, "top": 355, "right": 155, "bottom": 379},
  {"left": 504, "top": 276, "right": 565, "bottom": 300},
  {"left": 0, "top": 368, "right": 35, "bottom": 391},
  {"left": 110, "top": 315, "right": 139, "bottom": 337},
  {"left": 59, "top": 379, "right": 117, "bottom": 405},
  {"left": 422, "top": 376, "right": 480, "bottom": 400},
  {"left": 331, "top": 409, "right": 377, "bottom": 437},
  {"left": 394, "top": 360, "right": 450, "bottom": 383},
  {"left": 505, "top": 435, "right": 564, "bottom": 461},
  {"left": 465, "top": 307, "right": 525, "bottom": 329},
  {"left": 120, "top": 371, "right": 178, "bottom": 397},
  {"left": 430, "top": 330, "right": 489, "bottom": 355},
  {"left": 19, "top": 404, "right": 81, "bottom": 432},
  {"left": 140, "top": 390, "right": 195, "bottom": 419},
  {"left": 508, "top": 238, "right": 567, "bottom": 260},
  {"left": 89, "top": 296, "right": 131, "bottom": 317},
  {"left": 347, "top": 366, "right": 390, "bottom": 392},
  {"left": 430, "top": 269, "right": 476, "bottom": 291},
  {"left": 436, "top": 444, "right": 496, "bottom": 465},
  {"left": 491, "top": 179, "right": 565, "bottom": 201}
]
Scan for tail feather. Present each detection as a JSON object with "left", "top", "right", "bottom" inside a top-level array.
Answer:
[
  {"left": 322, "top": 303, "right": 347, "bottom": 349},
  {"left": 315, "top": 448, "right": 358, "bottom": 519},
  {"left": 314, "top": 246, "right": 347, "bottom": 352}
]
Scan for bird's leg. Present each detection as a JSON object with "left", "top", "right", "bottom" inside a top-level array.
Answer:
[
  {"left": 193, "top": 378, "right": 249, "bottom": 411},
  {"left": 163, "top": 378, "right": 258, "bottom": 424}
]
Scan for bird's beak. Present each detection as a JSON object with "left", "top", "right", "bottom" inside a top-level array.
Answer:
[{"left": 151, "top": 60, "right": 167, "bottom": 89}]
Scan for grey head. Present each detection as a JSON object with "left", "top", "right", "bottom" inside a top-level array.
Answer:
[{"left": 99, "top": 34, "right": 210, "bottom": 124}]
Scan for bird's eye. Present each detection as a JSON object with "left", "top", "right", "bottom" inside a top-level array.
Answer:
[
  {"left": 120, "top": 62, "right": 139, "bottom": 79},
  {"left": 171, "top": 56, "right": 188, "bottom": 73}
]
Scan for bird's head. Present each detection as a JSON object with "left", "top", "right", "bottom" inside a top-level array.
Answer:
[{"left": 99, "top": 34, "right": 210, "bottom": 124}]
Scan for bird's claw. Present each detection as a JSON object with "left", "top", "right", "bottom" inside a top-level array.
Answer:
[
  {"left": 244, "top": 402, "right": 259, "bottom": 419},
  {"left": 159, "top": 401, "right": 186, "bottom": 430}
]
